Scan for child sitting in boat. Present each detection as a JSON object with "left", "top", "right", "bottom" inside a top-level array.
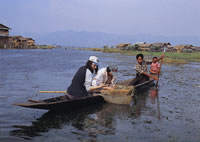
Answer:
[
  {"left": 129, "top": 53, "right": 164, "bottom": 86},
  {"left": 150, "top": 56, "right": 161, "bottom": 75}
]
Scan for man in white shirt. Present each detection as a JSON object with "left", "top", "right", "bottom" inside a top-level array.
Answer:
[{"left": 92, "top": 65, "right": 118, "bottom": 89}]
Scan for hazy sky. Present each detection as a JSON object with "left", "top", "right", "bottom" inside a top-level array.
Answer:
[{"left": 1, "top": 0, "right": 200, "bottom": 36}]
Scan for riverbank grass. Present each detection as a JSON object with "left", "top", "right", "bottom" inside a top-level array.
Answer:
[
  {"left": 36, "top": 45, "right": 55, "bottom": 49},
  {"left": 78, "top": 48, "right": 200, "bottom": 63}
]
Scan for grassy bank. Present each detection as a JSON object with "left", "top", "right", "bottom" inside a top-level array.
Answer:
[
  {"left": 78, "top": 48, "right": 200, "bottom": 64},
  {"left": 36, "top": 45, "right": 55, "bottom": 49}
]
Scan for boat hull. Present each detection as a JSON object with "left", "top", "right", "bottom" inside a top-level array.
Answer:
[
  {"left": 15, "top": 79, "right": 155, "bottom": 110},
  {"left": 15, "top": 95, "right": 105, "bottom": 111}
]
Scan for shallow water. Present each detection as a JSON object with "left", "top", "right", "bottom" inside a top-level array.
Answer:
[{"left": 0, "top": 48, "right": 200, "bottom": 142}]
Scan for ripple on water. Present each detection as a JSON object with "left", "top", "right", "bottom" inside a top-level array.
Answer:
[{"left": 0, "top": 49, "right": 200, "bottom": 142}]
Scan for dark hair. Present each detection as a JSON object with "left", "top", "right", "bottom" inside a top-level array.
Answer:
[
  {"left": 95, "top": 66, "right": 98, "bottom": 74},
  {"left": 136, "top": 54, "right": 143, "bottom": 59},
  {"left": 106, "top": 67, "right": 111, "bottom": 73},
  {"left": 153, "top": 56, "right": 158, "bottom": 59},
  {"left": 85, "top": 60, "right": 98, "bottom": 74}
]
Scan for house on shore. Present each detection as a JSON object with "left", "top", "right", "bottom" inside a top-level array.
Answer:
[
  {"left": 174, "top": 45, "right": 192, "bottom": 53},
  {"left": 151, "top": 42, "right": 171, "bottom": 47},
  {"left": 150, "top": 42, "right": 171, "bottom": 52},
  {"left": 0, "top": 24, "right": 36, "bottom": 49},
  {"left": 8, "top": 36, "right": 36, "bottom": 49},
  {"left": 0, "top": 24, "right": 10, "bottom": 37},
  {"left": 137, "top": 43, "right": 152, "bottom": 51},
  {"left": 0, "top": 24, "right": 11, "bottom": 48},
  {"left": 116, "top": 43, "right": 131, "bottom": 50}
]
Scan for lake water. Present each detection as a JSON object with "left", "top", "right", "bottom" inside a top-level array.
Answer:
[{"left": 0, "top": 48, "right": 200, "bottom": 142}]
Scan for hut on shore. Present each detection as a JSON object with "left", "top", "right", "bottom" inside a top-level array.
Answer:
[
  {"left": 0, "top": 24, "right": 10, "bottom": 37},
  {"left": 137, "top": 43, "right": 152, "bottom": 51},
  {"left": 0, "top": 24, "right": 36, "bottom": 49},
  {"left": 0, "top": 36, "right": 9, "bottom": 48},
  {"left": 8, "top": 36, "right": 36, "bottom": 49},
  {"left": 174, "top": 45, "right": 186, "bottom": 53},
  {"left": 150, "top": 42, "right": 171, "bottom": 52},
  {"left": 151, "top": 42, "right": 171, "bottom": 47},
  {"left": 166, "top": 45, "right": 176, "bottom": 52},
  {"left": 174, "top": 45, "right": 196, "bottom": 53},
  {"left": 0, "top": 24, "right": 11, "bottom": 48},
  {"left": 116, "top": 43, "right": 131, "bottom": 50}
]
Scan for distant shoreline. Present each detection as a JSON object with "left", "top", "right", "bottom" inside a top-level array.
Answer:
[
  {"left": 77, "top": 47, "right": 200, "bottom": 63},
  {"left": 0, "top": 45, "right": 57, "bottom": 49}
]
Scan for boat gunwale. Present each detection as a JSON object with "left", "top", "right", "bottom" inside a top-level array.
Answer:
[
  {"left": 134, "top": 79, "right": 155, "bottom": 88},
  {"left": 15, "top": 95, "right": 103, "bottom": 107}
]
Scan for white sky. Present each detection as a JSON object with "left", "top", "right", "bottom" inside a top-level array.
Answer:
[{"left": 1, "top": 0, "right": 200, "bottom": 36}]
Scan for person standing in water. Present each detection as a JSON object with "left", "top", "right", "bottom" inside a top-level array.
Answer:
[{"left": 67, "top": 56, "right": 105, "bottom": 99}]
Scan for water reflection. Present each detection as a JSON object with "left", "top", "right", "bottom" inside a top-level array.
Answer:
[
  {"left": 149, "top": 88, "right": 158, "bottom": 104},
  {"left": 149, "top": 88, "right": 161, "bottom": 120},
  {"left": 10, "top": 103, "right": 133, "bottom": 141},
  {"left": 133, "top": 87, "right": 161, "bottom": 120},
  {"left": 1, "top": 49, "right": 199, "bottom": 142},
  {"left": 10, "top": 88, "right": 162, "bottom": 141},
  {"left": 10, "top": 104, "right": 103, "bottom": 139}
]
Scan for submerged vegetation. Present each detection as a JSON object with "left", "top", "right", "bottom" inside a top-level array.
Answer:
[{"left": 78, "top": 48, "right": 200, "bottom": 64}]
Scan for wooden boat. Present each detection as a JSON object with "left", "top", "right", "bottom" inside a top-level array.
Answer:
[
  {"left": 15, "top": 79, "right": 155, "bottom": 110},
  {"left": 15, "top": 95, "right": 105, "bottom": 111},
  {"left": 116, "top": 78, "right": 155, "bottom": 90},
  {"left": 134, "top": 79, "right": 155, "bottom": 89}
]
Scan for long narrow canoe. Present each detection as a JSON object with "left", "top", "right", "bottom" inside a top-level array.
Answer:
[
  {"left": 15, "top": 95, "right": 105, "bottom": 111},
  {"left": 117, "top": 78, "right": 155, "bottom": 89},
  {"left": 15, "top": 79, "right": 155, "bottom": 110},
  {"left": 134, "top": 79, "right": 155, "bottom": 89}
]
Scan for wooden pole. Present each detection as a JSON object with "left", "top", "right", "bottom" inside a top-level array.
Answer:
[{"left": 39, "top": 91, "right": 67, "bottom": 93}]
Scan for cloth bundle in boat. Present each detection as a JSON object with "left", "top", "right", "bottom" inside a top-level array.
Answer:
[{"left": 99, "top": 85, "right": 134, "bottom": 105}]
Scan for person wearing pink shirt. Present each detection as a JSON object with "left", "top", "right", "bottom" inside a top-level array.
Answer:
[{"left": 150, "top": 56, "right": 160, "bottom": 75}]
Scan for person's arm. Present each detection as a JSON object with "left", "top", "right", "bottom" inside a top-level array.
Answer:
[
  {"left": 154, "top": 55, "right": 165, "bottom": 62},
  {"left": 142, "top": 72, "right": 158, "bottom": 81},
  {"left": 111, "top": 77, "right": 116, "bottom": 85},
  {"left": 92, "top": 69, "right": 104, "bottom": 86},
  {"left": 85, "top": 69, "right": 105, "bottom": 92},
  {"left": 89, "top": 84, "right": 106, "bottom": 92}
]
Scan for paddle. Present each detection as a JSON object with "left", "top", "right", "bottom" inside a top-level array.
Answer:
[
  {"left": 156, "top": 47, "right": 166, "bottom": 87},
  {"left": 39, "top": 89, "right": 132, "bottom": 94},
  {"left": 39, "top": 91, "right": 67, "bottom": 93},
  {"left": 38, "top": 87, "right": 133, "bottom": 105}
]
